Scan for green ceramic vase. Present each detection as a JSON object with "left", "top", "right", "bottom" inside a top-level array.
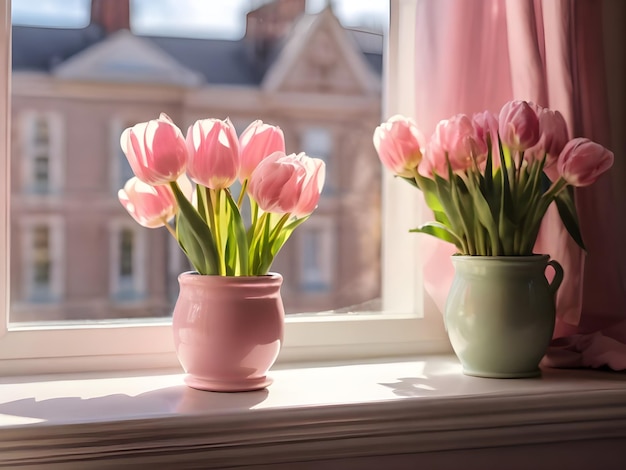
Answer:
[{"left": 445, "top": 255, "right": 563, "bottom": 378}]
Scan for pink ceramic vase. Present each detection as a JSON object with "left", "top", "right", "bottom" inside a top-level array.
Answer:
[{"left": 172, "top": 272, "right": 285, "bottom": 392}]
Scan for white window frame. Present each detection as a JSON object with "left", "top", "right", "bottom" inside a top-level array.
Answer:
[{"left": 0, "top": 0, "right": 449, "bottom": 376}]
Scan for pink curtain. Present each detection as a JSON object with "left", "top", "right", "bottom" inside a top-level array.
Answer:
[{"left": 414, "top": 0, "right": 626, "bottom": 369}]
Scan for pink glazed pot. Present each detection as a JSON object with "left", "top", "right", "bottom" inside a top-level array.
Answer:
[{"left": 172, "top": 272, "right": 285, "bottom": 392}]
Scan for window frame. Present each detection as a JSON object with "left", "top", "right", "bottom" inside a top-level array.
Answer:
[{"left": 0, "top": 0, "right": 450, "bottom": 376}]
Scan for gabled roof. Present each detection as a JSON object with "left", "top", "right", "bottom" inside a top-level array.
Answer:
[
  {"left": 52, "top": 30, "right": 204, "bottom": 86},
  {"left": 262, "top": 8, "right": 381, "bottom": 95}
]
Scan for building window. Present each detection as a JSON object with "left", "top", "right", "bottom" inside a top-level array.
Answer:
[
  {"left": 298, "top": 217, "right": 334, "bottom": 293},
  {"left": 20, "top": 216, "right": 64, "bottom": 303},
  {"left": 119, "top": 228, "right": 134, "bottom": 278},
  {"left": 301, "top": 126, "right": 334, "bottom": 194},
  {"left": 20, "top": 111, "right": 64, "bottom": 194},
  {"left": 32, "top": 225, "right": 51, "bottom": 286},
  {"left": 110, "top": 221, "right": 146, "bottom": 302}
]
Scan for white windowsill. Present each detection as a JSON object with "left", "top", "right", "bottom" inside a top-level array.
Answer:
[{"left": 2, "top": 355, "right": 626, "bottom": 469}]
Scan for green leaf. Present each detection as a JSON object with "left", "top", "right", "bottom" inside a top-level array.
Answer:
[
  {"left": 170, "top": 182, "right": 219, "bottom": 275},
  {"left": 555, "top": 187, "right": 586, "bottom": 251},
  {"left": 432, "top": 173, "right": 461, "bottom": 233},
  {"left": 496, "top": 137, "right": 515, "bottom": 254},
  {"left": 449, "top": 172, "right": 475, "bottom": 254},
  {"left": 433, "top": 210, "right": 451, "bottom": 227},
  {"left": 271, "top": 216, "right": 308, "bottom": 257},
  {"left": 465, "top": 175, "right": 500, "bottom": 255},
  {"left": 484, "top": 144, "right": 493, "bottom": 193},
  {"left": 223, "top": 189, "right": 249, "bottom": 275},
  {"left": 399, "top": 176, "right": 418, "bottom": 188},
  {"left": 196, "top": 185, "right": 208, "bottom": 223},
  {"left": 174, "top": 212, "right": 204, "bottom": 273},
  {"left": 410, "top": 222, "right": 464, "bottom": 251}
]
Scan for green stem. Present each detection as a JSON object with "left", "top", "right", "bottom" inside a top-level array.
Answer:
[
  {"left": 269, "top": 213, "right": 291, "bottom": 246},
  {"left": 202, "top": 185, "right": 214, "bottom": 233},
  {"left": 237, "top": 179, "right": 248, "bottom": 209},
  {"left": 210, "top": 188, "right": 226, "bottom": 276},
  {"left": 162, "top": 220, "right": 177, "bottom": 240}
]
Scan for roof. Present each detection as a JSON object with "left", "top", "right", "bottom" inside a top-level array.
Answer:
[
  {"left": 145, "top": 35, "right": 258, "bottom": 86},
  {"left": 12, "top": 19, "right": 383, "bottom": 86},
  {"left": 12, "top": 24, "right": 105, "bottom": 72}
]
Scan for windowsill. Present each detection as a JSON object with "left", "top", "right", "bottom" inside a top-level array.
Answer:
[{"left": 1, "top": 355, "right": 626, "bottom": 469}]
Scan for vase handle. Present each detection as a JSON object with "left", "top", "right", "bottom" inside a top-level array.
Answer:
[{"left": 546, "top": 260, "right": 564, "bottom": 297}]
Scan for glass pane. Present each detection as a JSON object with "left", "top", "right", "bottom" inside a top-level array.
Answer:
[
  {"left": 10, "top": 0, "right": 386, "bottom": 322},
  {"left": 32, "top": 225, "right": 51, "bottom": 286},
  {"left": 119, "top": 229, "right": 134, "bottom": 278}
]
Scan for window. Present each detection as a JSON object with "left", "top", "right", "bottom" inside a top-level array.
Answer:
[
  {"left": 298, "top": 217, "right": 334, "bottom": 293},
  {"left": 0, "top": 1, "right": 449, "bottom": 375},
  {"left": 18, "top": 216, "right": 64, "bottom": 305},
  {"left": 301, "top": 126, "right": 334, "bottom": 194},
  {"left": 109, "top": 220, "right": 147, "bottom": 302},
  {"left": 18, "top": 111, "right": 64, "bottom": 194}
]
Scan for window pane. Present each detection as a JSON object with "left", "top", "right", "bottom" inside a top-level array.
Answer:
[
  {"left": 10, "top": 0, "right": 386, "bottom": 322},
  {"left": 119, "top": 228, "right": 134, "bottom": 278},
  {"left": 32, "top": 225, "right": 51, "bottom": 286}
]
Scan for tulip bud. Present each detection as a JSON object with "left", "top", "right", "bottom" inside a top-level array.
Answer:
[
  {"left": 292, "top": 153, "right": 326, "bottom": 217},
  {"left": 248, "top": 152, "right": 305, "bottom": 214},
  {"left": 239, "top": 120, "right": 285, "bottom": 181},
  {"left": 373, "top": 115, "right": 425, "bottom": 177},
  {"left": 541, "top": 110, "right": 569, "bottom": 157},
  {"left": 472, "top": 110, "right": 500, "bottom": 168},
  {"left": 420, "top": 114, "right": 487, "bottom": 177},
  {"left": 118, "top": 177, "right": 178, "bottom": 229},
  {"left": 557, "top": 138, "right": 614, "bottom": 187},
  {"left": 120, "top": 113, "right": 188, "bottom": 186},
  {"left": 186, "top": 118, "right": 240, "bottom": 189},
  {"left": 498, "top": 100, "right": 540, "bottom": 151},
  {"left": 472, "top": 111, "right": 499, "bottom": 147}
]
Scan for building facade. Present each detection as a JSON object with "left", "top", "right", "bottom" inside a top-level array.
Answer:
[{"left": 10, "top": 0, "right": 383, "bottom": 322}]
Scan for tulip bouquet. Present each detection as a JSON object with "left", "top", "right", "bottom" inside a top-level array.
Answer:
[
  {"left": 118, "top": 113, "right": 325, "bottom": 276},
  {"left": 374, "top": 100, "right": 614, "bottom": 256}
]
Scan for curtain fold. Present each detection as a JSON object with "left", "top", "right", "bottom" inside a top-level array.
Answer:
[{"left": 414, "top": 0, "right": 626, "bottom": 370}]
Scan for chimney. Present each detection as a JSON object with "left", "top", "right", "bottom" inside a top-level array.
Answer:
[
  {"left": 90, "top": 0, "right": 131, "bottom": 34},
  {"left": 245, "top": 0, "right": 306, "bottom": 42}
]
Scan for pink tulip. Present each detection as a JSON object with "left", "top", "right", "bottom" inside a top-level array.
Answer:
[
  {"left": 120, "top": 113, "right": 188, "bottom": 186},
  {"left": 472, "top": 110, "right": 499, "bottom": 146},
  {"left": 118, "top": 176, "right": 178, "bottom": 228},
  {"left": 248, "top": 152, "right": 306, "bottom": 214},
  {"left": 526, "top": 107, "right": 569, "bottom": 165},
  {"left": 498, "top": 100, "right": 540, "bottom": 151},
  {"left": 292, "top": 153, "right": 326, "bottom": 217},
  {"left": 239, "top": 120, "right": 285, "bottom": 181},
  {"left": 472, "top": 110, "right": 499, "bottom": 165},
  {"left": 557, "top": 138, "right": 614, "bottom": 187},
  {"left": 419, "top": 114, "right": 487, "bottom": 177},
  {"left": 186, "top": 118, "right": 240, "bottom": 189},
  {"left": 373, "top": 115, "right": 425, "bottom": 177}
]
